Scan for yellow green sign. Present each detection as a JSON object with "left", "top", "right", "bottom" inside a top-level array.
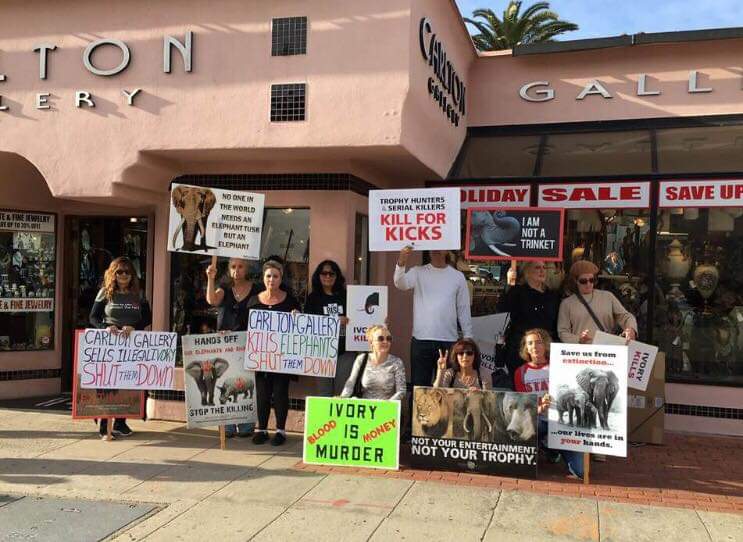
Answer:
[{"left": 303, "top": 396, "right": 400, "bottom": 470}]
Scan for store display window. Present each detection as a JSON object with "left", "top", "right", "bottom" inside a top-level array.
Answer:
[{"left": 0, "top": 209, "right": 56, "bottom": 351}]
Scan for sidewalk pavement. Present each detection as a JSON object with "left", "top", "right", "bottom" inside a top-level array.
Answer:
[{"left": 0, "top": 408, "right": 741, "bottom": 542}]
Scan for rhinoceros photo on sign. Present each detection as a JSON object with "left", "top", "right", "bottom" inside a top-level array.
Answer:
[{"left": 182, "top": 331, "right": 257, "bottom": 429}]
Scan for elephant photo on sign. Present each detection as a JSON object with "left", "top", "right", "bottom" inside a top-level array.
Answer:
[
  {"left": 185, "top": 358, "right": 229, "bottom": 406},
  {"left": 552, "top": 370, "right": 619, "bottom": 431},
  {"left": 171, "top": 185, "right": 217, "bottom": 252},
  {"left": 469, "top": 211, "right": 521, "bottom": 257}
]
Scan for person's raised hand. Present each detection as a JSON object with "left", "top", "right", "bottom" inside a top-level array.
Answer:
[
  {"left": 120, "top": 325, "right": 134, "bottom": 338},
  {"left": 397, "top": 246, "right": 413, "bottom": 267},
  {"left": 206, "top": 264, "right": 217, "bottom": 281},
  {"left": 506, "top": 260, "right": 517, "bottom": 286},
  {"left": 579, "top": 330, "right": 592, "bottom": 344},
  {"left": 622, "top": 328, "right": 637, "bottom": 341},
  {"left": 437, "top": 349, "right": 448, "bottom": 371},
  {"left": 339, "top": 316, "right": 349, "bottom": 326},
  {"left": 106, "top": 325, "right": 119, "bottom": 335}
]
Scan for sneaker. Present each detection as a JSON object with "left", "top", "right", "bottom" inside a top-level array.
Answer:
[
  {"left": 252, "top": 431, "right": 269, "bottom": 445},
  {"left": 113, "top": 422, "right": 133, "bottom": 437},
  {"left": 567, "top": 463, "right": 584, "bottom": 481},
  {"left": 100, "top": 432, "right": 116, "bottom": 441},
  {"left": 270, "top": 432, "right": 286, "bottom": 446}
]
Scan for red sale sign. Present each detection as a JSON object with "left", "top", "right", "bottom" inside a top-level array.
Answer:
[
  {"left": 659, "top": 180, "right": 743, "bottom": 207},
  {"left": 460, "top": 185, "right": 531, "bottom": 209},
  {"left": 538, "top": 182, "right": 650, "bottom": 209}
]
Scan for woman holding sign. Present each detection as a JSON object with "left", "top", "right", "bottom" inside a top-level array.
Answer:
[
  {"left": 341, "top": 325, "right": 406, "bottom": 400},
  {"left": 433, "top": 338, "right": 492, "bottom": 390},
  {"left": 247, "top": 260, "right": 301, "bottom": 446},
  {"left": 89, "top": 256, "right": 151, "bottom": 439},
  {"left": 206, "top": 257, "right": 261, "bottom": 438},
  {"left": 305, "top": 260, "right": 350, "bottom": 396}
]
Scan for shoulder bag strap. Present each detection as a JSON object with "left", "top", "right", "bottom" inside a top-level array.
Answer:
[
  {"left": 353, "top": 353, "right": 369, "bottom": 398},
  {"left": 575, "top": 292, "right": 607, "bottom": 333}
]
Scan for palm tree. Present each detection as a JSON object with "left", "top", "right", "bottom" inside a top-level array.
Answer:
[{"left": 464, "top": 1, "right": 578, "bottom": 51}]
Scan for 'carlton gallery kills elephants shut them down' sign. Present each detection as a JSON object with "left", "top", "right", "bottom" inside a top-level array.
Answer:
[{"left": 168, "top": 183, "right": 265, "bottom": 260}]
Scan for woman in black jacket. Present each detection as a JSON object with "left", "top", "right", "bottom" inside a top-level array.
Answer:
[{"left": 89, "top": 256, "right": 151, "bottom": 439}]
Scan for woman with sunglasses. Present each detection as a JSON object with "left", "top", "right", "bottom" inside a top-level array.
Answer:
[
  {"left": 305, "top": 260, "right": 350, "bottom": 396},
  {"left": 341, "top": 325, "right": 406, "bottom": 400},
  {"left": 89, "top": 256, "right": 151, "bottom": 439},
  {"left": 205, "top": 257, "right": 261, "bottom": 438},
  {"left": 557, "top": 260, "right": 637, "bottom": 345},
  {"left": 433, "top": 338, "right": 491, "bottom": 391}
]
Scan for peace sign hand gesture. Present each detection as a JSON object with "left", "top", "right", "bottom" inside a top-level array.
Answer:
[{"left": 437, "top": 349, "right": 449, "bottom": 372}]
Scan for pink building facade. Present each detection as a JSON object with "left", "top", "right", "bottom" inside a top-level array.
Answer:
[{"left": 1, "top": 1, "right": 741, "bottom": 435}]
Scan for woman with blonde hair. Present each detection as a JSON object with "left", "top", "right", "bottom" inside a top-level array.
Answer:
[
  {"left": 89, "top": 256, "right": 151, "bottom": 439},
  {"left": 341, "top": 324, "right": 406, "bottom": 400}
]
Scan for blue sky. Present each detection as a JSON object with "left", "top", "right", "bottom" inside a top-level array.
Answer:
[{"left": 454, "top": 0, "right": 743, "bottom": 40}]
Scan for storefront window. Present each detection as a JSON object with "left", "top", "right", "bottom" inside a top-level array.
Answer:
[
  {"left": 654, "top": 208, "right": 743, "bottom": 385},
  {"left": 656, "top": 124, "right": 743, "bottom": 173},
  {"left": 454, "top": 135, "right": 541, "bottom": 178},
  {"left": 170, "top": 207, "right": 311, "bottom": 340},
  {"left": 0, "top": 210, "right": 56, "bottom": 351}
]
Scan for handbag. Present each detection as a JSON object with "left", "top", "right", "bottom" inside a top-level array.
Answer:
[
  {"left": 352, "top": 353, "right": 369, "bottom": 398},
  {"left": 576, "top": 292, "right": 607, "bottom": 333}
]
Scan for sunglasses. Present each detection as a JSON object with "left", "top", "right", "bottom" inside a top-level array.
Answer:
[
  {"left": 456, "top": 350, "right": 475, "bottom": 357},
  {"left": 578, "top": 277, "right": 596, "bottom": 285},
  {"left": 115, "top": 269, "right": 131, "bottom": 276},
  {"left": 374, "top": 335, "right": 393, "bottom": 343},
  {"left": 320, "top": 271, "right": 336, "bottom": 277}
]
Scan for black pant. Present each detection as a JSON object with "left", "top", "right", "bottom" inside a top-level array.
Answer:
[
  {"left": 255, "top": 372, "right": 290, "bottom": 431},
  {"left": 99, "top": 418, "right": 126, "bottom": 433}
]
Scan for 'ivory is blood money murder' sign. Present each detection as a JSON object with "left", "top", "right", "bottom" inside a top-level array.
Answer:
[
  {"left": 368, "top": 187, "right": 461, "bottom": 251},
  {"left": 168, "top": 183, "right": 265, "bottom": 260},
  {"left": 465, "top": 208, "right": 564, "bottom": 261},
  {"left": 246, "top": 310, "right": 340, "bottom": 377},
  {"left": 345, "top": 285, "right": 388, "bottom": 352},
  {"left": 77, "top": 329, "right": 177, "bottom": 390},
  {"left": 547, "top": 343, "right": 628, "bottom": 458},
  {"left": 182, "top": 331, "right": 257, "bottom": 429},
  {"left": 303, "top": 397, "right": 401, "bottom": 470}
]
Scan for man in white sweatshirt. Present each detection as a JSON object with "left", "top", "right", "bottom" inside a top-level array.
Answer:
[{"left": 394, "top": 246, "right": 473, "bottom": 395}]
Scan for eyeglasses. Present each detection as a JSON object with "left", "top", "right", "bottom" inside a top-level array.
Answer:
[
  {"left": 578, "top": 277, "right": 596, "bottom": 285},
  {"left": 115, "top": 269, "right": 131, "bottom": 276},
  {"left": 320, "top": 271, "right": 336, "bottom": 277},
  {"left": 374, "top": 335, "right": 393, "bottom": 343},
  {"left": 456, "top": 350, "right": 475, "bottom": 357}
]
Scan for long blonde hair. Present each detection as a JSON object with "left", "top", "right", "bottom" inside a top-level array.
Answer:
[{"left": 103, "top": 257, "right": 140, "bottom": 301}]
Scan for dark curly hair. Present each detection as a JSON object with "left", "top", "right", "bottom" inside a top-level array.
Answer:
[
  {"left": 448, "top": 338, "right": 482, "bottom": 375},
  {"left": 310, "top": 260, "right": 346, "bottom": 295}
]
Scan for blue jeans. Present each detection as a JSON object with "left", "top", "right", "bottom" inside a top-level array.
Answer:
[
  {"left": 538, "top": 419, "right": 584, "bottom": 478},
  {"left": 224, "top": 423, "right": 254, "bottom": 436}
]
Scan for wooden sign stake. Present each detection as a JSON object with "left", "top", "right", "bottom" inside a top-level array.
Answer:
[
  {"left": 219, "top": 425, "right": 226, "bottom": 450},
  {"left": 105, "top": 417, "right": 114, "bottom": 442},
  {"left": 583, "top": 453, "right": 590, "bottom": 485}
]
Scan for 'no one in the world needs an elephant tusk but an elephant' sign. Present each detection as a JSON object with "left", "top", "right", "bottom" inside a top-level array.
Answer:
[{"left": 168, "top": 183, "right": 265, "bottom": 260}]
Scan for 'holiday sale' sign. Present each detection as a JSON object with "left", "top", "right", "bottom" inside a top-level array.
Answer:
[
  {"left": 659, "top": 179, "right": 743, "bottom": 207},
  {"left": 460, "top": 185, "right": 531, "bottom": 209},
  {"left": 538, "top": 182, "right": 650, "bottom": 208},
  {"left": 368, "top": 188, "right": 461, "bottom": 251}
]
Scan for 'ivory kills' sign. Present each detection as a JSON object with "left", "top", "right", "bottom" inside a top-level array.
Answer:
[
  {"left": 368, "top": 188, "right": 461, "bottom": 251},
  {"left": 538, "top": 182, "right": 651, "bottom": 209},
  {"left": 77, "top": 329, "right": 177, "bottom": 390},
  {"left": 460, "top": 185, "right": 531, "bottom": 209},
  {"left": 345, "top": 285, "right": 388, "bottom": 352},
  {"left": 659, "top": 179, "right": 743, "bottom": 207},
  {"left": 246, "top": 310, "right": 340, "bottom": 377},
  {"left": 168, "top": 183, "right": 265, "bottom": 260},
  {"left": 593, "top": 331, "right": 658, "bottom": 392}
]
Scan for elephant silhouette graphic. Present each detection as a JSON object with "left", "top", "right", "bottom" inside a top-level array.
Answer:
[
  {"left": 470, "top": 211, "right": 521, "bottom": 257},
  {"left": 171, "top": 186, "right": 217, "bottom": 252}
]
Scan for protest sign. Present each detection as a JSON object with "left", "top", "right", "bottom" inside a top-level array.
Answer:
[
  {"left": 77, "top": 329, "right": 177, "bottom": 390},
  {"left": 303, "top": 396, "right": 400, "bottom": 470},
  {"left": 593, "top": 331, "right": 658, "bottom": 392},
  {"left": 182, "top": 331, "right": 257, "bottom": 429},
  {"left": 471, "top": 313, "right": 509, "bottom": 386},
  {"left": 547, "top": 343, "right": 628, "bottom": 458},
  {"left": 465, "top": 207, "right": 564, "bottom": 262},
  {"left": 345, "top": 285, "right": 388, "bottom": 352},
  {"left": 72, "top": 331, "right": 144, "bottom": 419},
  {"left": 168, "top": 183, "right": 265, "bottom": 260},
  {"left": 410, "top": 387, "right": 538, "bottom": 479},
  {"left": 368, "top": 187, "right": 460, "bottom": 251},
  {"left": 246, "top": 310, "right": 340, "bottom": 377}
]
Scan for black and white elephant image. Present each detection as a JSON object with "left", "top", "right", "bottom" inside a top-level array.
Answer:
[
  {"left": 217, "top": 376, "right": 254, "bottom": 404},
  {"left": 491, "top": 392, "right": 537, "bottom": 443},
  {"left": 470, "top": 211, "right": 521, "bottom": 257},
  {"left": 462, "top": 390, "right": 493, "bottom": 442},
  {"left": 576, "top": 368, "right": 619, "bottom": 430},
  {"left": 555, "top": 385, "right": 589, "bottom": 427},
  {"left": 582, "top": 401, "right": 599, "bottom": 429},
  {"left": 185, "top": 358, "right": 229, "bottom": 406},
  {"left": 171, "top": 185, "right": 217, "bottom": 252}
]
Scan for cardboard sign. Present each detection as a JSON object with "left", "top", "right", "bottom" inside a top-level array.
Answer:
[
  {"left": 593, "top": 331, "right": 658, "bottom": 392},
  {"left": 538, "top": 182, "right": 651, "bottom": 209},
  {"left": 303, "top": 396, "right": 400, "bottom": 470},
  {"left": 465, "top": 207, "right": 564, "bottom": 261},
  {"left": 460, "top": 185, "right": 531, "bottom": 209},
  {"left": 168, "top": 183, "right": 265, "bottom": 259},
  {"left": 628, "top": 353, "right": 665, "bottom": 445},
  {"left": 182, "top": 332, "right": 257, "bottom": 429},
  {"left": 72, "top": 331, "right": 144, "bottom": 420},
  {"left": 0, "top": 298, "right": 54, "bottom": 312},
  {"left": 345, "top": 285, "right": 389, "bottom": 352},
  {"left": 659, "top": 179, "right": 743, "bottom": 207},
  {"left": 547, "top": 343, "right": 628, "bottom": 458},
  {"left": 246, "top": 310, "right": 340, "bottom": 377},
  {"left": 0, "top": 210, "right": 55, "bottom": 232},
  {"left": 77, "top": 329, "right": 177, "bottom": 390},
  {"left": 471, "top": 313, "right": 509, "bottom": 385},
  {"left": 368, "top": 187, "right": 461, "bottom": 251},
  {"left": 410, "top": 387, "right": 538, "bottom": 479}
]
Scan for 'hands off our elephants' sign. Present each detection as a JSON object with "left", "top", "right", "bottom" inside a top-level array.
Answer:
[
  {"left": 548, "top": 343, "right": 628, "bottom": 458},
  {"left": 303, "top": 397, "right": 400, "bottom": 470},
  {"left": 182, "top": 331, "right": 257, "bottom": 429},
  {"left": 246, "top": 310, "right": 340, "bottom": 377},
  {"left": 410, "top": 387, "right": 539, "bottom": 479},
  {"left": 168, "top": 183, "right": 265, "bottom": 260}
]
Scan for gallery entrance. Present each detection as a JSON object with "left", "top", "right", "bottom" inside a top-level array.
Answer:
[{"left": 61, "top": 216, "right": 149, "bottom": 390}]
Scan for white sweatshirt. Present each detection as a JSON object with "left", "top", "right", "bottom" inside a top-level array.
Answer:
[{"left": 394, "top": 263, "right": 473, "bottom": 341}]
